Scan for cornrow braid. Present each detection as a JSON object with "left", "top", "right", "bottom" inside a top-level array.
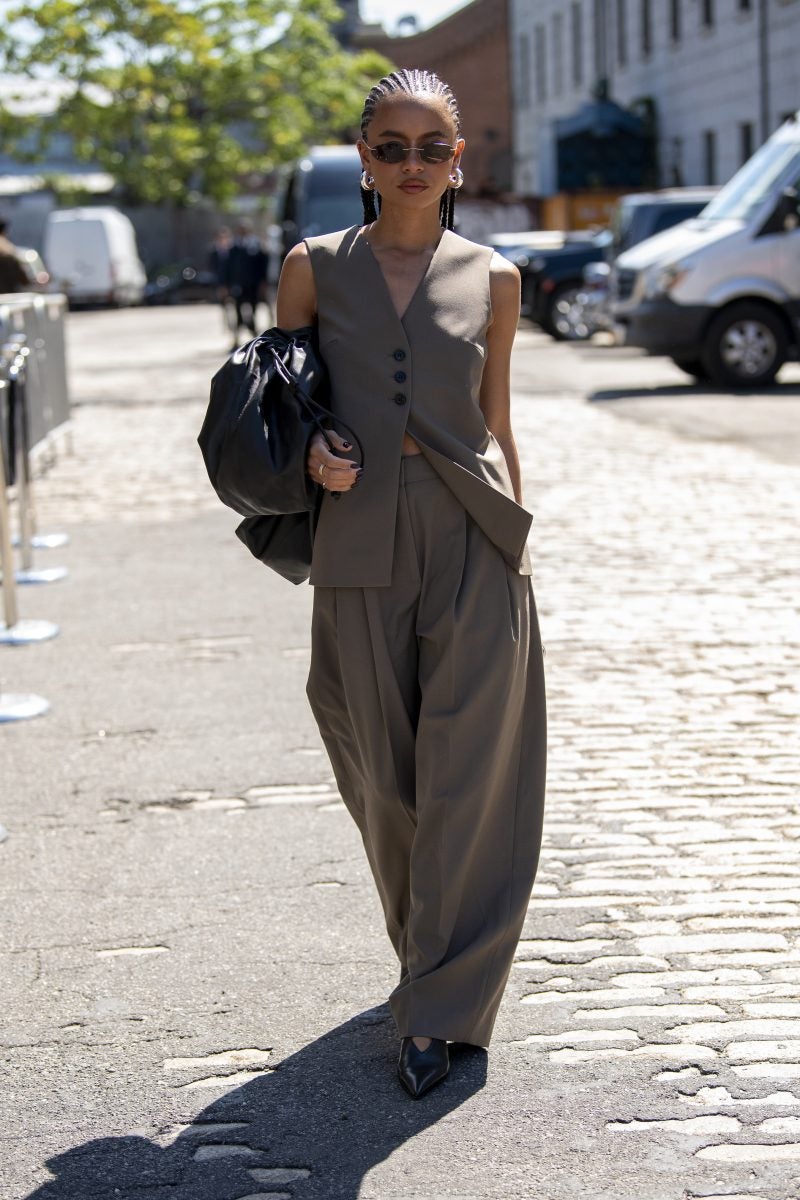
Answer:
[{"left": 359, "top": 68, "right": 461, "bottom": 232}]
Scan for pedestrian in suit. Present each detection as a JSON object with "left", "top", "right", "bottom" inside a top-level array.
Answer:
[
  {"left": 226, "top": 220, "right": 268, "bottom": 349},
  {"left": 276, "top": 69, "right": 547, "bottom": 1099}
]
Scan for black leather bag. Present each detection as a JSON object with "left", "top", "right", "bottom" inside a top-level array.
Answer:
[
  {"left": 198, "top": 326, "right": 363, "bottom": 584},
  {"left": 235, "top": 507, "right": 317, "bottom": 586}
]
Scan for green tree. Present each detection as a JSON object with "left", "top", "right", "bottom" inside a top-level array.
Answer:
[{"left": 0, "top": 0, "right": 390, "bottom": 204}]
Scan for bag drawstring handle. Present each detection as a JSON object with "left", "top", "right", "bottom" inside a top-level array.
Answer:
[{"left": 269, "top": 346, "right": 365, "bottom": 471}]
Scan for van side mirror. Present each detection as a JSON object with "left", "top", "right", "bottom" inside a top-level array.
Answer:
[{"left": 762, "top": 187, "right": 800, "bottom": 235}]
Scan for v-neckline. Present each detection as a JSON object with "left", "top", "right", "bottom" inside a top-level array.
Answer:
[{"left": 357, "top": 226, "right": 450, "bottom": 326}]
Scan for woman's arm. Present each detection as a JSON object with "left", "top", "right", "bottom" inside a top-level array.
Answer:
[
  {"left": 275, "top": 241, "right": 317, "bottom": 329},
  {"left": 479, "top": 254, "right": 525, "bottom": 505},
  {"left": 275, "top": 243, "right": 360, "bottom": 493}
]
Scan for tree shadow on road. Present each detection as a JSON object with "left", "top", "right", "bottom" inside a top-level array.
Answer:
[{"left": 25, "top": 1005, "right": 488, "bottom": 1200}]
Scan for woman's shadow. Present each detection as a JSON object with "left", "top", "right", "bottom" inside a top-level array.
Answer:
[{"left": 26, "top": 1005, "right": 488, "bottom": 1200}]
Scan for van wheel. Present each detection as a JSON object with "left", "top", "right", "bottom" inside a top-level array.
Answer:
[
  {"left": 701, "top": 303, "right": 787, "bottom": 388},
  {"left": 671, "top": 356, "right": 711, "bottom": 382}
]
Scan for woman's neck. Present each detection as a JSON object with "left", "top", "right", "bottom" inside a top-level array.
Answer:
[{"left": 364, "top": 207, "right": 444, "bottom": 254}]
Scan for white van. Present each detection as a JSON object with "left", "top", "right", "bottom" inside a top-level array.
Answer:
[
  {"left": 611, "top": 112, "right": 800, "bottom": 387},
  {"left": 43, "top": 207, "right": 146, "bottom": 307}
]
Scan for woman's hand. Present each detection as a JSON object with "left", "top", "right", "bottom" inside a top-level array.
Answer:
[{"left": 307, "top": 430, "right": 362, "bottom": 494}]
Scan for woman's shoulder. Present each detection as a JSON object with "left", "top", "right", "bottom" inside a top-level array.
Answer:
[
  {"left": 303, "top": 225, "right": 362, "bottom": 257},
  {"left": 444, "top": 228, "right": 498, "bottom": 269}
]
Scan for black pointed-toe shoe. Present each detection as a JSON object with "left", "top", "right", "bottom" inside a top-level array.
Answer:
[{"left": 397, "top": 1036, "right": 450, "bottom": 1099}]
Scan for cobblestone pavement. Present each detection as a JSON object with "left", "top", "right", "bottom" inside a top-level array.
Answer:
[
  {"left": 6, "top": 308, "right": 800, "bottom": 1199},
  {"left": 510, "top": 327, "right": 800, "bottom": 1195}
]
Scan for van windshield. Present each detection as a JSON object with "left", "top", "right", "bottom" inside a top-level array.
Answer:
[
  {"left": 299, "top": 157, "right": 363, "bottom": 236},
  {"left": 702, "top": 136, "right": 800, "bottom": 221},
  {"left": 301, "top": 196, "right": 362, "bottom": 237}
]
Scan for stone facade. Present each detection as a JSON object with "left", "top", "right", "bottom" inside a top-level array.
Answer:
[
  {"left": 510, "top": 0, "right": 800, "bottom": 197},
  {"left": 355, "top": 0, "right": 514, "bottom": 195}
]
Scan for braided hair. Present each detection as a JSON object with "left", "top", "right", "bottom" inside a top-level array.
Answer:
[{"left": 359, "top": 68, "right": 462, "bottom": 231}]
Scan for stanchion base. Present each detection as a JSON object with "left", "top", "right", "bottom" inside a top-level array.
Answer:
[
  {"left": 0, "top": 693, "right": 50, "bottom": 723},
  {"left": 0, "top": 619, "right": 60, "bottom": 645},
  {"left": 12, "top": 532, "right": 70, "bottom": 550},
  {"left": 15, "top": 566, "right": 69, "bottom": 585}
]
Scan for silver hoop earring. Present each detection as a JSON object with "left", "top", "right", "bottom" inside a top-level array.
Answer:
[
  {"left": 449, "top": 166, "right": 464, "bottom": 190},
  {"left": 360, "top": 170, "right": 375, "bottom": 191}
]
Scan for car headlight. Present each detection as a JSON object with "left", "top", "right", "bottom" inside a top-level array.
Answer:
[{"left": 645, "top": 262, "right": 690, "bottom": 299}]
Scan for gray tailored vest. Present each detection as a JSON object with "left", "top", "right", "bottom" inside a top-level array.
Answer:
[{"left": 305, "top": 224, "right": 534, "bottom": 587}]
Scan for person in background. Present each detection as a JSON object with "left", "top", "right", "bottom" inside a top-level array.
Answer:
[
  {"left": 226, "top": 219, "right": 269, "bottom": 350},
  {"left": 0, "top": 217, "right": 30, "bottom": 294},
  {"left": 208, "top": 225, "right": 234, "bottom": 339}
]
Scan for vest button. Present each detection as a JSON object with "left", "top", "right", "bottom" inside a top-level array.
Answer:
[
  {"left": 393, "top": 393, "right": 407, "bottom": 405},
  {"left": 394, "top": 370, "right": 407, "bottom": 382},
  {"left": 393, "top": 349, "right": 406, "bottom": 361}
]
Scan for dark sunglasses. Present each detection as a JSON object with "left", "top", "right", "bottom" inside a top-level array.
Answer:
[{"left": 365, "top": 141, "right": 456, "bottom": 165}]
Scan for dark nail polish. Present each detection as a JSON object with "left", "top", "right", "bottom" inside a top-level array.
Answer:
[{"left": 342, "top": 440, "right": 351, "bottom": 449}]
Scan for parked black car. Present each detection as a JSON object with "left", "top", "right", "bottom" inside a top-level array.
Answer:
[
  {"left": 503, "top": 230, "right": 613, "bottom": 339},
  {"left": 494, "top": 188, "right": 719, "bottom": 341}
]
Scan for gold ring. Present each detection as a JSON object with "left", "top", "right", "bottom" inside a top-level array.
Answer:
[{"left": 318, "top": 463, "right": 326, "bottom": 478}]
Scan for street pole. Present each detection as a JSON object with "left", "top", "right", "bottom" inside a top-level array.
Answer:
[{"left": 758, "top": 0, "right": 770, "bottom": 142}]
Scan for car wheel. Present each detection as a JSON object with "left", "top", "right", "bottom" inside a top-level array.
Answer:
[
  {"left": 671, "top": 356, "right": 711, "bottom": 382},
  {"left": 547, "top": 283, "right": 593, "bottom": 341},
  {"left": 701, "top": 302, "right": 787, "bottom": 389}
]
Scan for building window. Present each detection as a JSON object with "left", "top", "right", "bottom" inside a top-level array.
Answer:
[
  {"left": 535, "top": 24, "right": 547, "bottom": 103},
  {"left": 641, "top": 0, "right": 652, "bottom": 57},
  {"left": 571, "top": 2, "right": 584, "bottom": 87},
  {"left": 739, "top": 121, "right": 754, "bottom": 163},
  {"left": 616, "top": 0, "right": 627, "bottom": 65},
  {"left": 518, "top": 32, "right": 531, "bottom": 108},
  {"left": 701, "top": 0, "right": 714, "bottom": 28},
  {"left": 553, "top": 14, "right": 564, "bottom": 96},
  {"left": 704, "top": 129, "right": 717, "bottom": 184},
  {"left": 670, "top": 0, "right": 681, "bottom": 41}
]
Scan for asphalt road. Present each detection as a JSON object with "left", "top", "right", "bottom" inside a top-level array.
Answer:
[
  {"left": 2, "top": 304, "right": 799, "bottom": 1200},
  {"left": 514, "top": 323, "right": 800, "bottom": 468}
]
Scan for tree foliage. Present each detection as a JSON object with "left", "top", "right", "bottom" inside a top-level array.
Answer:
[{"left": 0, "top": 0, "right": 391, "bottom": 204}]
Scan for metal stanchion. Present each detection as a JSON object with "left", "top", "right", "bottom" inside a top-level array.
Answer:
[
  {"left": 0, "top": 370, "right": 54, "bottom": 721},
  {"left": 0, "top": 294, "right": 73, "bottom": 539},
  {"left": 2, "top": 337, "right": 68, "bottom": 585},
  {"left": 8, "top": 306, "right": 70, "bottom": 550}
]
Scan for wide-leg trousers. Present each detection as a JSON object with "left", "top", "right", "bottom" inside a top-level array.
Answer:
[{"left": 306, "top": 453, "right": 547, "bottom": 1047}]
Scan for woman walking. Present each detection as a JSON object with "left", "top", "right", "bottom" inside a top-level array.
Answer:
[{"left": 276, "top": 69, "right": 547, "bottom": 1098}]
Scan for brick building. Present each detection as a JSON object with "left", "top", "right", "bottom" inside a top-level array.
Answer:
[{"left": 356, "top": 0, "right": 513, "bottom": 196}]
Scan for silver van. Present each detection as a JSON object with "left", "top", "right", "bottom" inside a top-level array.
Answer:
[{"left": 611, "top": 112, "right": 800, "bottom": 386}]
